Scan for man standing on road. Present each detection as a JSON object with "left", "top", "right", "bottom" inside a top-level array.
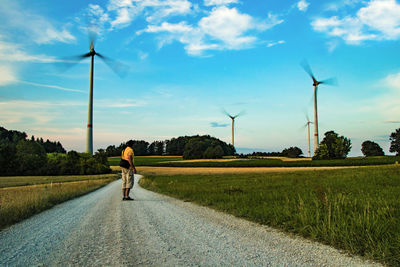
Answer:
[{"left": 121, "top": 140, "right": 136, "bottom": 201}]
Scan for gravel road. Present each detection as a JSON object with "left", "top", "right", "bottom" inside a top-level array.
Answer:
[{"left": 0, "top": 175, "right": 381, "bottom": 266}]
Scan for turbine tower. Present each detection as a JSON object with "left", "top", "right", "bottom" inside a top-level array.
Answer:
[
  {"left": 64, "top": 32, "right": 127, "bottom": 154},
  {"left": 303, "top": 114, "right": 313, "bottom": 157},
  {"left": 223, "top": 110, "right": 244, "bottom": 148},
  {"left": 301, "top": 60, "right": 337, "bottom": 154}
]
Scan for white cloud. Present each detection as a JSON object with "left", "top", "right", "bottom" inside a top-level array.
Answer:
[
  {"left": 199, "top": 6, "right": 257, "bottom": 48},
  {"left": 266, "top": 40, "right": 285, "bottom": 47},
  {"left": 385, "top": 72, "right": 400, "bottom": 91},
  {"left": 106, "top": 0, "right": 193, "bottom": 28},
  {"left": 204, "top": 0, "right": 239, "bottom": 6},
  {"left": 138, "top": 6, "right": 283, "bottom": 55},
  {"left": 0, "top": 0, "right": 75, "bottom": 44},
  {"left": 297, "top": 0, "right": 310, "bottom": 11},
  {"left": 17, "top": 81, "right": 86, "bottom": 93},
  {"left": 0, "top": 39, "right": 62, "bottom": 63},
  {"left": 312, "top": 0, "right": 400, "bottom": 44},
  {"left": 0, "top": 65, "right": 17, "bottom": 85},
  {"left": 365, "top": 71, "right": 400, "bottom": 122}
]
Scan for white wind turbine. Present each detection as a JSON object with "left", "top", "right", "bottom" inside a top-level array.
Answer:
[
  {"left": 301, "top": 60, "right": 337, "bottom": 153},
  {"left": 62, "top": 29, "right": 127, "bottom": 154},
  {"left": 223, "top": 109, "right": 245, "bottom": 149}
]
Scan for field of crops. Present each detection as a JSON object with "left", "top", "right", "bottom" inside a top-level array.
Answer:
[
  {"left": 109, "top": 155, "right": 400, "bottom": 167},
  {"left": 108, "top": 156, "right": 182, "bottom": 166},
  {"left": 0, "top": 174, "right": 118, "bottom": 229},
  {"left": 140, "top": 165, "right": 400, "bottom": 266}
]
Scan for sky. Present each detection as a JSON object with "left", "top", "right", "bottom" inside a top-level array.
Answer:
[{"left": 0, "top": 0, "right": 400, "bottom": 156}]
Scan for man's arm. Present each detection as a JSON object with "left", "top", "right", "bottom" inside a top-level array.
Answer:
[{"left": 127, "top": 155, "right": 137, "bottom": 174}]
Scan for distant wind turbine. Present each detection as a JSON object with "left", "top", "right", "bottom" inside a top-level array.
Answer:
[
  {"left": 301, "top": 60, "right": 337, "bottom": 153},
  {"left": 63, "top": 29, "right": 127, "bottom": 154},
  {"left": 223, "top": 109, "right": 245, "bottom": 148},
  {"left": 302, "top": 114, "right": 313, "bottom": 157}
]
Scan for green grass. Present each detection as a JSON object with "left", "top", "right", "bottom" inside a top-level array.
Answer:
[
  {"left": 0, "top": 174, "right": 119, "bottom": 229},
  {"left": 109, "top": 155, "right": 400, "bottom": 167},
  {"left": 139, "top": 165, "right": 400, "bottom": 266},
  {"left": 108, "top": 156, "right": 183, "bottom": 166}
]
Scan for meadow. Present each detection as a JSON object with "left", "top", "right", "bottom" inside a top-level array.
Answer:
[
  {"left": 0, "top": 174, "right": 118, "bottom": 229},
  {"left": 109, "top": 155, "right": 400, "bottom": 167},
  {"left": 139, "top": 165, "right": 400, "bottom": 266}
]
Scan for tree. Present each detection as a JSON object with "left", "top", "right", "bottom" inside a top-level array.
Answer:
[
  {"left": 204, "top": 145, "right": 224, "bottom": 159},
  {"left": 313, "top": 131, "right": 351, "bottom": 160},
  {"left": 361, "top": 141, "right": 384, "bottom": 157},
  {"left": 282, "top": 147, "right": 303, "bottom": 158},
  {"left": 389, "top": 128, "right": 400, "bottom": 156},
  {"left": 183, "top": 139, "right": 207, "bottom": 159},
  {"left": 15, "top": 140, "right": 47, "bottom": 175}
]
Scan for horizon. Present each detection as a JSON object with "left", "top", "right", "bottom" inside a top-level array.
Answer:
[{"left": 1, "top": 0, "right": 400, "bottom": 157}]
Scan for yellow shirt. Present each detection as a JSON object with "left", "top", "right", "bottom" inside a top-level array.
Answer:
[{"left": 122, "top": 147, "right": 134, "bottom": 164}]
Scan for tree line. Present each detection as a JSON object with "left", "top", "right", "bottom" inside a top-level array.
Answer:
[
  {"left": 0, "top": 126, "right": 110, "bottom": 176},
  {"left": 103, "top": 135, "right": 235, "bottom": 159},
  {"left": 238, "top": 128, "right": 400, "bottom": 160}
]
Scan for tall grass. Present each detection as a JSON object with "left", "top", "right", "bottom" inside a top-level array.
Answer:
[
  {"left": 0, "top": 174, "right": 118, "bottom": 188},
  {"left": 140, "top": 165, "right": 400, "bottom": 266},
  {"left": 0, "top": 177, "right": 117, "bottom": 229}
]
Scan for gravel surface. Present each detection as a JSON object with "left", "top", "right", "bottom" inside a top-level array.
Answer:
[{"left": 0, "top": 175, "right": 381, "bottom": 266}]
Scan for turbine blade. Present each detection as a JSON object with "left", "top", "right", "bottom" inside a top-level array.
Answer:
[
  {"left": 221, "top": 108, "right": 232, "bottom": 117},
  {"left": 320, "top": 77, "right": 338, "bottom": 86},
  {"left": 55, "top": 53, "right": 91, "bottom": 71},
  {"left": 234, "top": 110, "right": 246, "bottom": 118},
  {"left": 300, "top": 59, "right": 317, "bottom": 82},
  {"left": 87, "top": 22, "right": 99, "bottom": 47},
  {"left": 96, "top": 53, "right": 129, "bottom": 78}
]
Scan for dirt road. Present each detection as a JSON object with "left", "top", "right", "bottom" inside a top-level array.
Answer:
[{"left": 0, "top": 175, "right": 380, "bottom": 266}]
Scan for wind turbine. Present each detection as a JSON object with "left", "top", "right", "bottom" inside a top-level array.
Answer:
[
  {"left": 302, "top": 114, "right": 313, "bottom": 157},
  {"left": 223, "top": 110, "right": 245, "bottom": 148},
  {"left": 64, "top": 32, "right": 127, "bottom": 155},
  {"left": 301, "top": 60, "right": 337, "bottom": 154}
]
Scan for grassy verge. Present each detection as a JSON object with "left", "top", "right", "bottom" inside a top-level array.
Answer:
[
  {"left": 0, "top": 175, "right": 118, "bottom": 229},
  {"left": 0, "top": 174, "right": 118, "bottom": 188},
  {"left": 139, "top": 165, "right": 400, "bottom": 266}
]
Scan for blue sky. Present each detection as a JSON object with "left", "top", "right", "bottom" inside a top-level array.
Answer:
[{"left": 1, "top": 0, "right": 400, "bottom": 156}]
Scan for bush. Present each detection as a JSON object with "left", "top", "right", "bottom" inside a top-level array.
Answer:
[
  {"left": 361, "top": 141, "right": 384, "bottom": 157},
  {"left": 313, "top": 131, "right": 351, "bottom": 160}
]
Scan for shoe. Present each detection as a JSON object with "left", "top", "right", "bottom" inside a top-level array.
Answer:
[
  {"left": 122, "top": 197, "right": 127, "bottom": 201},
  {"left": 125, "top": 196, "right": 134, "bottom": 201}
]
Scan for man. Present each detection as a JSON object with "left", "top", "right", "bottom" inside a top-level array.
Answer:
[{"left": 121, "top": 140, "right": 137, "bottom": 201}]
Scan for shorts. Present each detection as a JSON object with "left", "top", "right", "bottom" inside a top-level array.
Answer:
[{"left": 121, "top": 168, "right": 134, "bottom": 189}]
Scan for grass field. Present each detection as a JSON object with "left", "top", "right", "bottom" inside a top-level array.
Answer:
[
  {"left": 0, "top": 174, "right": 118, "bottom": 229},
  {"left": 109, "top": 155, "right": 400, "bottom": 168},
  {"left": 139, "top": 165, "right": 400, "bottom": 266}
]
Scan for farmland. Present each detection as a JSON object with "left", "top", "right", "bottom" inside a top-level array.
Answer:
[
  {"left": 109, "top": 155, "right": 400, "bottom": 167},
  {"left": 139, "top": 164, "right": 400, "bottom": 266},
  {"left": 0, "top": 174, "right": 118, "bottom": 229}
]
